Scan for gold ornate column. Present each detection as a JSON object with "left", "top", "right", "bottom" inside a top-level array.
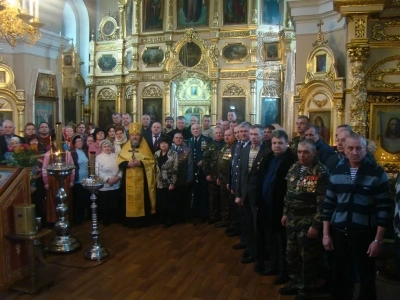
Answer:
[
  {"left": 118, "top": 1, "right": 124, "bottom": 39},
  {"left": 133, "top": 0, "right": 140, "bottom": 34},
  {"left": 116, "top": 85, "right": 122, "bottom": 113},
  {"left": 164, "top": 81, "right": 171, "bottom": 118},
  {"left": 347, "top": 42, "right": 370, "bottom": 136},
  {"left": 211, "top": 80, "right": 218, "bottom": 125},
  {"left": 167, "top": 0, "right": 174, "bottom": 31},
  {"left": 131, "top": 82, "right": 138, "bottom": 122},
  {"left": 251, "top": 0, "right": 257, "bottom": 25},
  {"left": 249, "top": 79, "right": 256, "bottom": 124},
  {"left": 89, "top": 87, "right": 94, "bottom": 123}
]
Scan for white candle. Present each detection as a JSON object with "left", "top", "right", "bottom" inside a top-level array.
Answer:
[
  {"left": 35, "top": 0, "right": 38, "bottom": 18},
  {"left": 22, "top": 0, "right": 26, "bottom": 11},
  {"left": 29, "top": 0, "right": 33, "bottom": 16}
]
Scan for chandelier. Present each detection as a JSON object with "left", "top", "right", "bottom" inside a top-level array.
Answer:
[{"left": 0, "top": 0, "right": 44, "bottom": 47}]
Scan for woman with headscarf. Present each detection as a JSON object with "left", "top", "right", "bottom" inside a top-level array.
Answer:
[
  {"left": 96, "top": 139, "right": 122, "bottom": 226},
  {"left": 154, "top": 136, "right": 178, "bottom": 227}
]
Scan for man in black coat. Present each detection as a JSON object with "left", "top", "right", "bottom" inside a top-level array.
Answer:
[
  {"left": 255, "top": 129, "right": 298, "bottom": 285},
  {"left": 145, "top": 122, "right": 169, "bottom": 154},
  {"left": 304, "top": 124, "right": 334, "bottom": 164},
  {"left": 0, "top": 120, "right": 25, "bottom": 163},
  {"left": 235, "top": 125, "right": 268, "bottom": 264}
]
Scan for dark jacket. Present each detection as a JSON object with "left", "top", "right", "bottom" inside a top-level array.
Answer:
[
  {"left": 70, "top": 148, "right": 89, "bottom": 182},
  {"left": 315, "top": 138, "right": 335, "bottom": 164},
  {"left": 236, "top": 143, "right": 268, "bottom": 203},
  {"left": 257, "top": 148, "right": 298, "bottom": 230},
  {"left": 145, "top": 133, "right": 170, "bottom": 154}
]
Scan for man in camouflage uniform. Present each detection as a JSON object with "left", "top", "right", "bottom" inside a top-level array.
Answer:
[
  {"left": 203, "top": 126, "right": 225, "bottom": 223},
  {"left": 215, "top": 128, "right": 236, "bottom": 227},
  {"left": 289, "top": 115, "right": 309, "bottom": 154},
  {"left": 280, "top": 139, "right": 329, "bottom": 300}
]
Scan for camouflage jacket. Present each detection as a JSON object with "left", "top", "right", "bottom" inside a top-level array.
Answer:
[
  {"left": 289, "top": 135, "right": 303, "bottom": 154},
  {"left": 284, "top": 160, "right": 329, "bottom": 230},
  {"left": 203, "top": 140, "right": 224, "bottom": 180},
  {"left": 217, "top": 143, "right": 234, "bottom": 183}
]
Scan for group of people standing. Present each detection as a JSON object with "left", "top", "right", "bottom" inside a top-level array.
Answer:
[{"left": 0, "top": 111, "right": 398, "bottom": 300}]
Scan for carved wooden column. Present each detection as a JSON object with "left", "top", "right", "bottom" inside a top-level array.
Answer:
[
  {"left": 211, "top": 80, "right": 218, "bottom": 125},
  {"left": 131, "top": 82, "right": 138, "bottom": 122},
  {"left": 347, "top": 42, "right": 370, "bottom": 136},
  {"left": 249, "top": 79, "right": 257, "bottom": 124},
  {"left": 164, "top": 81, "right": 171, "bottom": 118}
]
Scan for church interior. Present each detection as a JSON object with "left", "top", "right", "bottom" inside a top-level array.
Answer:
[{"left": 0, "top": 0, "right": 400, "bottom": 298}]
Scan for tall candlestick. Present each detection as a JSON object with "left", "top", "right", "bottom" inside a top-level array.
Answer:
[{"left": 89, "top": 152, "right": 95, "bottom": 176}]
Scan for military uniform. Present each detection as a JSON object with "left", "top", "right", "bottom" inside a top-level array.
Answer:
[
  {"left": 217, "top": 143, "right": 234, "bottom": 224},
  {"left": 188, "top": 134, "right": 211, "bottom": 219},
  {"left": 172, "top": 144, "right": 193, "bottom": 222},
  {"left": 284, "top": 160, "right": 329, "bottom": 297},
  {"left": 289, "top": 135, "right": 303, "bottom": 154},
  {"left": 203, "top": 140, "right": 224, "bottom": 222}
]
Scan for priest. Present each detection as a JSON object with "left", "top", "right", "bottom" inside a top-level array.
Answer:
[{"left": 117, "top": 122, "right": 156, "bottom": 227}]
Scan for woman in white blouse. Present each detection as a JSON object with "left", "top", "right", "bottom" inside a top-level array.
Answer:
[{"left": 95, "top": 139, "right": 122, "bottom": 226}]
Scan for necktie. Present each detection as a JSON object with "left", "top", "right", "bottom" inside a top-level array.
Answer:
[{"left": 153, "top": 136, "right": 158, "bottom": 149}]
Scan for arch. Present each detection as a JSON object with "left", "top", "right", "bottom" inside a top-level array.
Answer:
[
  {"left": 221, "top": 83, "right": 247, "bottom": 97},
  {"left": 63, "top": 0, "right": 90, "bottom": 83},
  {"left": 142, "top": 85, "right": 163, "bottom": 98}
]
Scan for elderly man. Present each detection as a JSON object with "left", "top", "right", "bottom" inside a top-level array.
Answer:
[
  {"left": 280, "top": 139, "right": 329, "bottom": 299},
  {"left": 117, "top": 123, "right": 156, "bottom": 228},
  {"left": 112, "top": 113, "right": 122, "bottom": 127},
  {"left": 235, "top": 125, "right": 268, "bottom": 264},
  {"left": 172, "top": 132, "right": 193, "bottom": 223},
  {"left": 203, "top": 126, "right": 225, "bottom": 223},
  {"left": 188, "top": 123, "right": 211, "bottom": 222},
  {"left": 325, "top": 128, "right": 353, "bottom": 173},
  {"left": 216, "top": 128, "right": 236, "bottom": 228},
  {"left": 222, "top": 121, "right": 230, "bottom": 131},
  {"left": 304, "top": 124, "right": 334, "bottom": 164},
  {"left": 289, "top": 115, "right": 309, "bottom": 154},
  {"left": 0, "top": 120, "right": 25, "bottom": 162},
  {"left": 323, "top": 134, "right": 391, "bottom": 300}
]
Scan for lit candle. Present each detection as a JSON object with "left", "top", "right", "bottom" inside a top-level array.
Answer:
[
  {"left": 55, "top": 122, "right": 62, "bottom": 141},
  {"left": 89, "top": 151, "right": 95, "bottom": 176}
]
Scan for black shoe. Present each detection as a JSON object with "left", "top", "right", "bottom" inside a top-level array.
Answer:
[
  {"left": 242, "top": 249, "right": 249, "bottom": 258},
  {"left": 274, "top": 274, "right": 291, "bottom": 285},
  {"left": 208, "top": 218, "right": 219, "bottom": 224},
  {"left": 241, "top": 255, "right": 255, "bottom": 264},
  {"left": 258, "top": 268, "right": 278, "bottom": 276},
  {"left": 279, "top": 286, "right": 298, "bottom": 295},
  {"left": 163, "top": 222, "right": 172, "bottom": 228},
  {"left": 232, "top": 243, "right": 246, "bottom": 250},
  {"left": 215, "top": 221, "right": 230, "bottom": 228},
  {"left": 313, "top": 282, "right": 329, "bottom": 294}
]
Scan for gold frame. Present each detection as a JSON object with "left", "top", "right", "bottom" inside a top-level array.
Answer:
[
  {"left": 262, "top": 41, "right": 281, "bottom": 61},
  {"left": 221, "top": 42, "right": 249, "bottom": 64},
  {"left": 141, "top": 46, "right": 165, "bottom": 67},
  {"left": 368, "top": 102, "right": 400, "bottom": 172},
  {"left": 309, "top": 109, "right": 332, "bottom": 145}
]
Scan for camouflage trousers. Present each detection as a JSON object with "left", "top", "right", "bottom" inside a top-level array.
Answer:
[
  {"left": 208, "top": 180, "right": 221, "bottom": 220},
  {"left": 286, "top": 218, "right": 320, "bottom": 296}
]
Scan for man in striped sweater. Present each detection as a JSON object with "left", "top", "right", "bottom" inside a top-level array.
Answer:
[{"left": 322, "top": 134, "right": 391, "bottom": 300}]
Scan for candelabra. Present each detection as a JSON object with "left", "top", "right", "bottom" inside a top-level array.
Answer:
[{"left": 46, "top": 160, "right": 81, "bottom": 253}]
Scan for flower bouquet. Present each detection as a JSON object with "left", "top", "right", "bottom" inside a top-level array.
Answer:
[{"left": 10, "top": 144, "right": 40, "bottom": 167}]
